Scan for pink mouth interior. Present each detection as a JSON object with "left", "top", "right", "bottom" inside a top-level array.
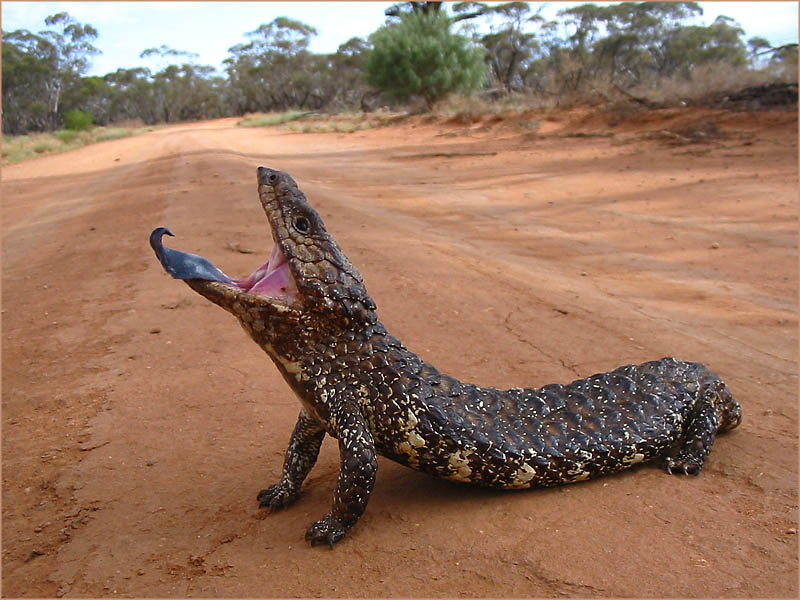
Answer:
[{"left": 228, "top": 244, "right": 298, "bottom": 302}]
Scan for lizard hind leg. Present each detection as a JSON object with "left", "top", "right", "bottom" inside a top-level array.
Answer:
[
  {"left": 716, "top": 380, "right": 742, "bottom": 433},
  {"left": 663, "top": 380, "right": 739, "bottom": 476}
]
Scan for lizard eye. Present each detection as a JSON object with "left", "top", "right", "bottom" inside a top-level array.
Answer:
[{"left": 294, "top": 216, "right": 310, "bottom": 233}]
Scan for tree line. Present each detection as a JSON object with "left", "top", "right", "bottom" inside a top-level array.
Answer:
[{"left": 3, "top": 2, "right": 796, "bottom": 134}]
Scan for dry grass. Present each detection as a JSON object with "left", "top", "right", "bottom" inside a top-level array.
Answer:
[
  {"left": 237, "top": 110, "right": 396, "bottom": 133},
  {"left": 237, "top": 111, "right": 312, "bottom": 127},
  {"left": 282, "top": 111, "right": 399, "bottom": 133},
  {"left": 630, "top": 62, "right": 797, "bottom": 106},
  {"left": 2, "top": 124, "right": 155, "bottom": 165},
  {"left": 432, "top": 93, "right": 542, "bottom": 121},
  {"left": 431, "top": 62, "right": 797, "bottom": 120},
  {"left": 286, "top": 114, "right": 370, "bottom": 133}
]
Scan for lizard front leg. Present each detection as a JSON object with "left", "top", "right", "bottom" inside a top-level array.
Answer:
[
  {"left": 306, "top": 397, "right": 378, "bottom": 548},
  {"left": 258, "top": 408, "right": 326, "bottom": 510}
]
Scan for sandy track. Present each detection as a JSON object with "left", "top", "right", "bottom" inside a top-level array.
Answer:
[{"left": 2, "top": 109, "right": 797, "bottom": 597}]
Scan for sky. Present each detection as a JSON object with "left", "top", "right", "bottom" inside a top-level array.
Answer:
[{"left": 2, "top": 1, "right": 798, "bottom": 77}]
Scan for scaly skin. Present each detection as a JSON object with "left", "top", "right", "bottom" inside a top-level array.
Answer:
[{"left": 151, "top": 167, "right": 742, "bottom": 547}]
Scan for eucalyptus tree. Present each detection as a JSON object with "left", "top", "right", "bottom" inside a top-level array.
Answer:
[
  {"left": 151, "top": 63, "right": 225, "bottom": 122},
  {"left": 537, "top": 2, "right": 752, "bottom": 96},
  {"left": 329, "top": 37, "right": 373, "bottom": 109},
  {"left": 224, "top": 17, "right": 322, "bottom": 112},
  {"left": 137, "top": 45, "right": 224, "bottom": 122},
  {"left": 453, "top": 2, "right": 545, "bottom": 92},
  {"left": 2, "top": 12, "right": 100, "bottom": 132},
  {"left": 102, "top": 67, "right": 159, "bottom": 124}
]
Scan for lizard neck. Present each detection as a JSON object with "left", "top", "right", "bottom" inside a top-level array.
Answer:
[{"left": 244, "top": 314, "right": 387, "bottom": 430}]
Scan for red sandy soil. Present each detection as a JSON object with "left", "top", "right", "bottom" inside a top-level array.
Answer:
[{"left": 2, "top": 106, "right": 797, "bottom": 597}]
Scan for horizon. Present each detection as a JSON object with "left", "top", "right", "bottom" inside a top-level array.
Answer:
[{"left": 2, "top": 1, "right": 798, "bottom": 78}]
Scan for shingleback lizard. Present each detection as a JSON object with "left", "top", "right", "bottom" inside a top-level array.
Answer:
[{"left": 150, "top": 166, "right": 742, "bottom": 547}]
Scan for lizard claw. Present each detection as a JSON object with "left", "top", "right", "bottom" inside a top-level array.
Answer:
[
  {"left": 257, "top": 481, "right": 299, "bottom": 511},
  {"left": 683, "top": 462, "right": 701, "bottom": 475},
  {"left": 664, "top": 457, "right": 702, "bottom": 476},
  {"left": 305, "top": 515, "right": 346, "bottom": 548}
]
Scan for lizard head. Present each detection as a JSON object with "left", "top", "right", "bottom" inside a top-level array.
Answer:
[{"left": 150, "top": 167, "right": 377, "bottom": 341}]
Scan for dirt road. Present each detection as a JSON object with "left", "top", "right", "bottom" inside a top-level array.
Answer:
[{"left": 2, "top": 108, "right": 797, "bottom": 597}]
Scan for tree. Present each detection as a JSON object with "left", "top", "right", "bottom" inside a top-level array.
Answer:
[
  {"left": 224, "top": 17, "right": 325, "bottom": 112},
  {"left": 317, "top": 37, "right": 376, "bottom": 110},
  {"left": 152, "top": 63, "right": 222, "bottom": 122},
  {"left": 39, "top": 12, "right": 100, "bottom": 121},
  {"left": 2, "top": 12, "right": 99, "bottom": 133},
  {"left": 134, "top": 45, "right": 225, "bottom": 122},
  {"left": 455, "top": 2, "right": 544, "bottom": 92},
  {"left": 747, "top": 36, "right": 772, "bottom": 64},
  {"left": 747, "top": 37, "right": 798, "bottom": 79},
  {"left": 99, "top": 67, "right": 156, "bottom": 124},
  {"left": 67, "top": 75, "right": 111, "bottom": 125},
  {"left": 387, "top": 1, "right": 491, "bottom": 23},
  {"left": 141, "top": 45, "right": 199, "bottom": 61},
  {"left": 2, "top": 32, "right": 55, "bottom": 133},
  {"left": 656, "top": 15, "right": 747, "bottom": 78},
  {"left": 556, "top": 2, "right": 706, "bottom": 87},
  {"left": 540, "top": 1, "right": 753, "bottom": 96},
  {"left": 767, "top": 43, "right": 799, "bottom": 80},
  {"left": 366, "top": 10, "right": 486, "bottom": 109},
  {"left": 385, "top": 2, "right": 445, "bottom": 20}
]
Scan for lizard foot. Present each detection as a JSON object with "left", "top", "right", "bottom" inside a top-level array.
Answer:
[
  {"left": 257, "top": 481, "right": 300, "bottom": 511},
  {"left": 664, "top": 456, "right": 702, "bottom": 476},
  {"left": 305, "top": 514, "right": 346, "bottom": 548}
]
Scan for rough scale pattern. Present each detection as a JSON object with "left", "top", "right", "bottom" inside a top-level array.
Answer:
[{"left": 151, "top": 166, "right": 742, "bottom": 547}]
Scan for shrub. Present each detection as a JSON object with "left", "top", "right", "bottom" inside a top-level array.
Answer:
[
  {"left": 55, "top": 129, "right": 80, "bottom": 143},
  {"left": 366, "top": 11, "right": 486, "bottom": 110},
  {"left": 94, "top": 127, "right": 133, "bottom": 142},
  {"left": 630, "top": 61, "right": 786, "bottom": 105},
  {"left": 238, "top": 111, "right": 310, "bottom": 127},
  {"left": 32, "top": 140, "right": 56, "bottom": 154},
  {"left": 63, "top": 109, "right": 94, "bottom": 131}
]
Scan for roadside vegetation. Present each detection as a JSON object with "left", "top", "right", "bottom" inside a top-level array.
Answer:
[
  {"left": 237, "top": 111, "right": 315, "bottom": 128},
  {"left": 2, "top": 122, "right": 155, "bottom": 164},
  {"left": 3, "top": 2, "right": 796, "bottom": 147},
  {"left": 237, "top": 110, "right": 403, "bottom": 133}
]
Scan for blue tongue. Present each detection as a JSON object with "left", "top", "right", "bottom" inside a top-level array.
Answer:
[{"left": 149, "top": 227, "right": 232, "bottom": 283}]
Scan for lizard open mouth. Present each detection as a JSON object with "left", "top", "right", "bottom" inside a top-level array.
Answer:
[
  {"left": 150, "top": 227, "right": 299, "bottom": 303},
  {"left": 228, "top": 242, "right": 298, "bottom": 300}
]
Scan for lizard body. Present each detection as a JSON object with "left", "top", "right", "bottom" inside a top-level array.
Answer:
[{"left": 151, "top": 167, "right": 741, "bottom": 547}]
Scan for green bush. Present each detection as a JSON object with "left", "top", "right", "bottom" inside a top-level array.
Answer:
[
  {"left": 366, "top": 11, "right": 486, "bottom": 109},
  {"left": 32, "top": 140, "right": 56, "bottom": 154},
  {"left": 55, "top": 129, "right": 80, "bottom": 143},
  {"left": 63, "top": 109, "right": 94, "bottom": 131}
]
